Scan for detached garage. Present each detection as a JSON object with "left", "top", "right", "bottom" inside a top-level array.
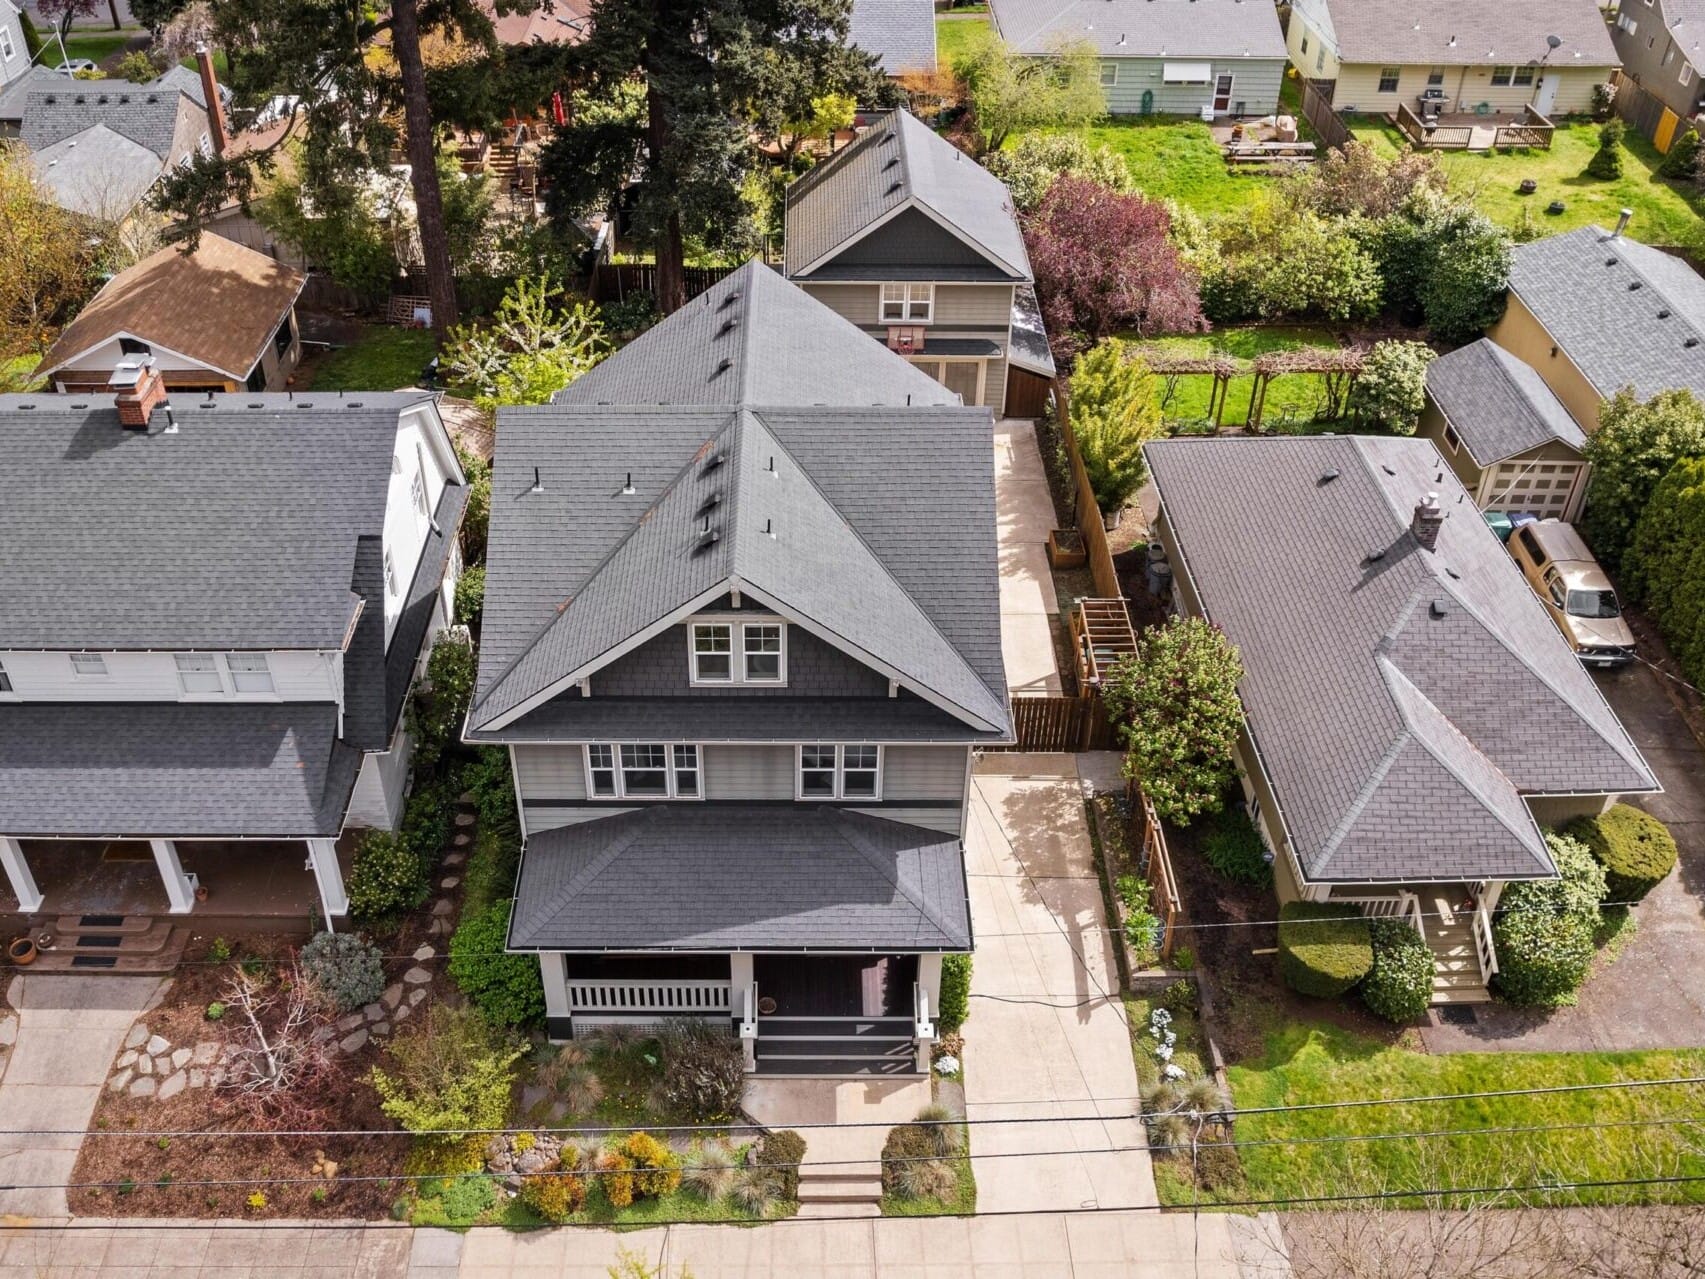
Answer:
[{"left": 1420, "top": 339, "right": 1591, "bottom": 522}]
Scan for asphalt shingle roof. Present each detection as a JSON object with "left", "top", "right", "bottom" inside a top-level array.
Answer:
[
  {"left": 784, "top": 110, "right": 1030, "bottom": 281},
  {"left": 1426, "top": 339, "right": 1587, "bottom": 467},
  {"left": 1317, "top": 0, "right": 1619, "bottom": 67},
  {"left": 850, "top": 0, "right": 937, "bottom": 73},
  {"left": 21, "top": 79, "right": 195, "bottom": 159},
  {"left": 0, "top": 392, "right": 430, "bottom": 650},
  {"left": 471, "top": 404, "right": 1008, "bottom": 736},
  {"left": 555, "top": 261, "right": 957, "bottom": 409},
  {"left": 509, "top": 806, "right": 973, "bottom": 950},
  {"left": 1146, "top": 435, "right": 1657, "bottom": 884},
  {"left": 27, "top": 123, "right": 160, "bottom": 219},
  {"left": 463, "top": 694, "right": 1000, "bottom": 743},
  {"left": 989, "top": 0, "right": 1286, "bottom": 58},
  {"left": 0, "top": 702, "right": 360, "bottom": 838},
  {"left": 1507, "top": 227, "right": 1705, "bottom": 403}
]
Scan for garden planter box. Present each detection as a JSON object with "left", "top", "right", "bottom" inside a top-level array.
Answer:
[{"left": 1047, "top": 528, "right": 1087, "bottom": 570}]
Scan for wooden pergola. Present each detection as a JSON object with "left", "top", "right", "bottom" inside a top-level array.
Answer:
[{"left": 1127, "top": 344, "right": 1369, "bottom": 433}]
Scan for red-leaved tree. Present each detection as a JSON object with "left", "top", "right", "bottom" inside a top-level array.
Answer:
[{"left": 1025, "top": 175, "right": 1205, "bottom": 363}]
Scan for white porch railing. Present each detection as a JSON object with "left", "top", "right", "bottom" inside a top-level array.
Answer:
[
  {"left": 567, "top": 979, "right": 733, "bottom": 1014},
  {"left": 1335, "top": 891, "right": 1424, "bottom": 940},
  {"left": 1472, "top": 902, "right": 1499, "bottom": 979}
]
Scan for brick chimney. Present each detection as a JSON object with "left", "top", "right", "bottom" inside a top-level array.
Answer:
[
  {"left": 110, "top": 359, "right": 166, "bottom": 429},
  {"left": 196, "top": 43, "right": 228, "bottom": 155},
  {"left": 1411, "top": 491, "right": 1444, "bottom": 551}
]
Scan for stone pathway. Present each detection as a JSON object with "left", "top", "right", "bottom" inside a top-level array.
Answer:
[{"left": 0, "top": 973, "right": 166, "bottom": 1219}]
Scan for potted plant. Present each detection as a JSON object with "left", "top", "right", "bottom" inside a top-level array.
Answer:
[{"left": 7, "top": 937, "right": 36, "bottom": 966}]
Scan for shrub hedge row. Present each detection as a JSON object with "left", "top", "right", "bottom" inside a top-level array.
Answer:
[
  {"left": 1568, "top": 804, "right": 1678, "bottom": 904},
  {"left": 1277, "top": 902, "right": 1372, "bottom": 998}
]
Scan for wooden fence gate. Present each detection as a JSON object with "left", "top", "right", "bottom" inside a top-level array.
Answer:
[
  {"left": 1300, "top": 78, "right": 1352, "bottom": 151},
  {"left": 994, "top": 694, "right": 1117, "bottom": 752}
]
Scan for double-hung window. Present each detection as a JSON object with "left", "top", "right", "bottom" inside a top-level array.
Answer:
[
  {"left": 227, "top": 653, "right": 275, "bottom": 694},
  {"left": 880, "top": 283, "right": 933, "bottom": 323},
  {"left": 0, "top": 27, "right": 15, "bottom": 61},
  {"left": 175, "top": 653, "right": 224, "bottom": 695},
  {"left": 1377, "top": 66, "right": 1401, "bottom": 93},
  {"left": 1511, "top": 65, "right": 1535, "bottom": 87},
  {"left": 797, "top": 745, "right": 883, "bottom": 800},
  {"left": 586, "top": 744, "right": 701, "bottom": 799},
  {"left": 691, "top": 621, "right": 785, "bottom": 684},
  {"left": 1490, "top": 65, "right": 1514, "bottom": 86},
  {"left": 70, "top": 652, "right": 108, "bottom": 680},
  {"left": 1099, "top": 63, "right": 1117, "bottom": 88}
]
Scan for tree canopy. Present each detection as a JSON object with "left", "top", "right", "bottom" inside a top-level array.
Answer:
[
  {"left": 1581, "top": 387, "right": 1705, "bottom": 568},
  {"left": 950, "top": 28, "right": 1102, "bottom": 154},
  {"left": 0, "top": 142, "right": 92, "bottom": 385}
]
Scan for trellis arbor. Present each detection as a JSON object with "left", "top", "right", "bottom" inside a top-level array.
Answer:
[{"left": 1131, "top": 344, "right": 1368, "bottom": 434}]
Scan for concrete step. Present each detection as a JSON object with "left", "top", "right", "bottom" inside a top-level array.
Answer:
[
  {"left": 798, "top": 1177, "right": 884, "bottom": 1204},
  {"left": 758, "top": 1017, "right": 914, "bottom": 1039},
  {"left": 795, "top": 1199, "right": 880, "bottom": 1218},
  {"left": 26, "top": 920, "right": 189, "bottom": 974}
]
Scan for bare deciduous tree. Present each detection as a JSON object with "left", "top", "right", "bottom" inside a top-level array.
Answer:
[{"left": 216, "top": 959, "right": 338, "bottom": 1129}]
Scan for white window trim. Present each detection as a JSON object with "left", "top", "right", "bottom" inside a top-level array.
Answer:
[
  {"left": 879, "top": 282, "right": 934, "bottom": 324},
  {"left": 1490, "top": 65, "right": 1514, "bottom": 86},
  {"left": 1442, "top": 423, "right": 1461, "bottom": 455},
  {"left": 385, "top": 549, "right": 400, "bottom": 598},
  {"left": 1682, "top": 63, "right": 1694, "bottom": 87},
  {"left": 1099, "top": 62, "right": 1117, "bottom": 87},
  {"left": 225, "top": 652, "right": 278, "bottom": 696},
  {"left": 794, "top": 744, "right": 884, "bottom": 801},
  {"left": 70, "top": 652, "right": 109, "bottom": 680},
  {"left": 0, "top": 657, "right": 14, "bottom": 698},
  {"left": 174, "top": 652, "right": 226, "bottom": 698},
  {"left": 0, "top": 26, "right": 14, "bottom": 60},
  {"left": 688, "top": 619, "right": 787, "bottom": 686},
  {"left": 582, "top": 742, "right": 702, "bottom": 800}
]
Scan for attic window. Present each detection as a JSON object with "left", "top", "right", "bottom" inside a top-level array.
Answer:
[
  {"left": 880, "top": 282, "right": 933, "bottom": 323},
  {"left": 689, "top": 620, "right": 786, "bottom": 685}
]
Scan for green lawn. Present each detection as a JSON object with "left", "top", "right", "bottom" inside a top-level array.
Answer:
[
  {"left": 1119, "top": 326, "right": 1344, "bottom": 428},
  {"left": 1211, "top": 1022, "right": 1705, "bottom": 1209},
  {"left": 40, "top": 33, "right": 132, "bottom": 68},
  {"left": 934, "top": 15, "right": 988, "bottom": 73},
  {"left": 1346, "top": 116, "right": 1705, "bottom": 246},
  {"left": 1010, "top": 118, "right": 1269, "bottom": 220},
  {"left": 306, "top": 328, "right": 437, "bottom": 392}
]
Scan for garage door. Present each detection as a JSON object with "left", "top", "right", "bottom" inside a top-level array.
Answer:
[{"left": 1484, "top": 460, "right": 1584, "bottom": 518}]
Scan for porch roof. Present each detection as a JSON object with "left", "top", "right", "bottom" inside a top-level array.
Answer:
[
  {"left": 0, "top": 702, "right": 360, "bottom": 839},
  {"left": 509, "top": 805, "right": 972, "bottom": 952}
]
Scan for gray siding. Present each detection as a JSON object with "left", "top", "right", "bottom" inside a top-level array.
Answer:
[
  {"left": 935, "top": 284, "right": 1017, "bottom": 330},
  {"left": 514, "top": 745, "right": 589, "bottom": 799},
  {"left": 593, "top": 620, "right": 890, "bottom": 698},
  {"left": 822, "top": 206, "right": 993, "bottom": 271},
  {"left": 1100, "top": 57, "right": 1285, "bottom": 116},
  {"left": 1611, "top": 0, "right": 1705, "bottom": 120},
  {"left": 702, "top": 744, "right": 795, "bottom": 799},
  {"left": 882, "top": 745, "right": 967, "bottom": 800}
]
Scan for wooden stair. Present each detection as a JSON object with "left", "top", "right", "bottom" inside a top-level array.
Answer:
[
  {"left": 752, "top": 1016, "right": 922, "bottom": 1078},
  {"left": 24, "top": 915, "right": 190, "bottom": 975},
  {"left": 1427, "top": 915, "right": 1491, "bottom": 1005}
]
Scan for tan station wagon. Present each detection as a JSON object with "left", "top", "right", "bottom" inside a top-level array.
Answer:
[{"left": 1507, "top": 521, "right": 1636, "bottom": 667}]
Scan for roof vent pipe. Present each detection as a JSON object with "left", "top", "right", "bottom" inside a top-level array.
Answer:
[
  {"left": 1412, "top": 492, "right": 1444, "bottom": 551},
  {"left": 1612, "top": 208, "right": 1633, "bottom": 239},
  {"left": 530, "top": 466, "right": 543, "bottom": 493},
  {"left": 621, "top": 472, "right": 635, "bottom": 495}
]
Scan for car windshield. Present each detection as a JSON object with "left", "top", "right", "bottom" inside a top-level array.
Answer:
[{"left": 1566, "top": 589, "right": 1621, "bottom": 619}]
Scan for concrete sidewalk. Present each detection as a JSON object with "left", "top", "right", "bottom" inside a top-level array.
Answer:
[
  {"left": 961, "top": 754, "right": 1154, "bottom": 1216},
  {"left": 0, "top": 973, "right": 165, "bottom": 1220},
  {"left": 994, "top": 419, "right": 1064, "bottom": 696}
]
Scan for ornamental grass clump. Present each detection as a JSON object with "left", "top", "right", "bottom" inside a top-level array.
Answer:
[
  {"left": 1358, "top": 919, "right": 1433, "bottom": 1023},
  {"left": 1277, "top": 902, "right": 1373, "bottom": 998}
]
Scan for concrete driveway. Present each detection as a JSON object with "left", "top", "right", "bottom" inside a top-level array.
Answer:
[
  {"left": 1421, "top": 661, "right": 1705, "bottom": 1052},
  {"left": 961, "top": 753, "right": 1154, "bottom": 1214},
  {"left": 994, "top": 420, "right": 1064, "bottom": 696}
]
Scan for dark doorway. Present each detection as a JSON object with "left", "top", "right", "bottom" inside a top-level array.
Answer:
[{"left": 753, "top": 954, "right": 918, "bottom": 1018}]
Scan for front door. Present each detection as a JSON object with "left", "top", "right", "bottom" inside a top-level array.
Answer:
[
  {"left": 1212, "top": 73, "right": 1234, "bottom": 114},
  {"left": 1534, "top": 73, "right": 1559, "bottom": 117},
  {"left": 943, "top": 360, "right": 982, "bottom": 405}
]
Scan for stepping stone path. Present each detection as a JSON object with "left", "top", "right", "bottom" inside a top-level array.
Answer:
[
  {"left": 412, "top": 945, "right": 436, "bottom": 962},
  {"left": 108, "top": 1023, "right": 265, "bottom": 1105},
  {"left": 403, "top": 966, "right": 432, "bottom": 985},
  {"left": 444, "top": 852, "right": 466, "bottom": 867},
  {"left": 440, "top": 876, "right": 460, "bottom": 889}
]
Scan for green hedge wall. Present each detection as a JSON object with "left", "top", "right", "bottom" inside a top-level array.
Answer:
[{"left": 1278, "top": 902, "right": 1372, "bottom": 998}]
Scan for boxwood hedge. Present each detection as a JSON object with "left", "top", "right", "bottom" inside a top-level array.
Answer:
[
  {"left": 1568, "top": 804, "right": 1678, "bottom": 904},
  {"left": 1278, "top": 902, "right": 1372, "bottom": 998},
  {"left": 1358, "top": 918, "right": 1433, "bottom": 1023}
]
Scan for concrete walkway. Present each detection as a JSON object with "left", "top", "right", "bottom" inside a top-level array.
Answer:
[
  {"left": 961, "top": 753, "right": 1154, "bottom": 1215},
  {"left": 995, "top": 419, "right": 1064, "bottom": 696},
  {"left": 0, "top": 973, "right": 165, "bottom": 1220}
]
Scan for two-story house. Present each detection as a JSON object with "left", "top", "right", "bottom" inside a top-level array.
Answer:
[
  {"left": 0, "top": 370, "right": 466, "bottom": 964},
  {"left": 466, "top": 261, "right": 1011, "bottom": 1074},
  {"left": 0, "top": 2, "right": 28, "bottom": 95},
  {"left": 1146, "top": 435, "right": 1658, "bottom": 1003},
  {"left": 37, "top": 237, "right": 306, "bottom": 394},
  {"left": 783, "top": 109, "right": 1053, "bottom": 418},
  {"left": 1610, "top": 0, "right": 1705, "bottom": 138}
]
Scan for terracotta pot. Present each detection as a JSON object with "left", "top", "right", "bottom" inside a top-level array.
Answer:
[
  {"left": 195, "top": 885, "right": 210, "bottom": 902},
  {"left": 7, "top": 938, "right": 36, "bottom": 966}
]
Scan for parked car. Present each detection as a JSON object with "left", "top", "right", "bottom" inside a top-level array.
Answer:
[
  {"left": 1507, "top": 520, "right": 1635, "bottom": 667},
  {"left": 54, "top": 59, "right": 99, "bottom": 75}
]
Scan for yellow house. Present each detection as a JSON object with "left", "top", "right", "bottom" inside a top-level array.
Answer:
[{"left": 1286, "top": 0, "right": 1620, "bottom": 117}]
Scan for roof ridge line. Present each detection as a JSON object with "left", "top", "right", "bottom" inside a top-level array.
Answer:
[
  {"left": 830, "top": 809, "right": 959, "bottom": 946},
  {"left": 469, "top": 411, "right": 741, "bottom": 723}
]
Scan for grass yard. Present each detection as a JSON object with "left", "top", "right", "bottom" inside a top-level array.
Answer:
[
  {"left": 41, "top": 33, "right": 132, "bottom": 68},
  {"left": 1209, "top": 1022, "right": 1705, "bottom": 1210},
  {"left": 1119, "top": 325, "right": 1344, "bottom": 428},
  {"left": 1346, "top": 117, "right": 1705, "bottom": 246},
  {"left": 934, "top": 15, "right": 988, "bottom": 72},
  {"left": 1012, "top": 118, "right": 1269, "bottom": 220},
  {"left": 306, "top": 327, "right": 436, "bottom": 392}
]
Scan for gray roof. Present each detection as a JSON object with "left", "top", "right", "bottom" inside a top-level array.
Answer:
[
  {"left": 1507, "top": 227, "right": 1705, "bottom": 403},
  {"left": 1146, "top": 435, "right": 1657, "bottom": 884},
  {"left": 784, "top": 110, "right": 1031, "bottom": 281},
  {"left": 1009, "top": 285, "right": 1056, "bottom": 379},
  {"left": 0, "top": 702, "right": 360, "bottom": 838},
  {"left": 554, "top": 261, "right": 957, "bottom": 410},
  {"left": 989, "top": 0, "right": 1286, "bottom": 59},
  {"left": 1318, "top": 0, "right": 1619, "bottom": 67},
  {"left": 471, "top": 404, "right": 1009, "bottom": 737},
  {"left": 850, "top": 0, "right": 937, "bottom": 74},
  {"left": 509, "top": 806, "right": 973, "bottom": 951},
  {"left": 29, "top": 123, "right": 161, "bottom": 219},
  {"left": 21, "top": 79, "right": 195, "bottom": 159},
  {"left": 0, "top": 66, "right": 60, "bottom": 124},
  {"left": 1426, "top": 339, "right": 1587, "bottom": 467},
  {"left": 0, "top": 393, "right": 429, "bottom": 651}
]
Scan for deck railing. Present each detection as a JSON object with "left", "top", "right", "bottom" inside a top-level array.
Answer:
[
  {"left": 1336, "top": 891, "right": 1425, "bottom": 942},
  {"left": 567, "top": 978, "right": 733, "bottom": 1014},
  {"left": 1473, "top": 903, "right": 1500, "bottom": 979},
  {"left": 1395, "top": 103, "right": 1474, "bottom": 149}
]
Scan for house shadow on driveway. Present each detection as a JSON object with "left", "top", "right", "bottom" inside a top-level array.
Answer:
[{"left": 1420, "top": 662, "right": 1705, "bottom": 1053}]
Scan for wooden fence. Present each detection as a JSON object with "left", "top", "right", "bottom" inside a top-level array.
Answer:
[
  {"left": 1132, "top": 787, "right": 1182, "bottom": 963},
  {"left": 1300, "top": 78, "right": 1352, "bottom": 151},
  {"left": 991, "top": 694, "right": 1117, "bottom": 752},
  {"left": 1052, "top": 380, "right": 1123, "bottom": 601},
  {"left": 1613, "top": 74, "right": 1683, "bottom": 150},
  {"left": 589, "top": 260, "right": 735, "bottom": 304}
]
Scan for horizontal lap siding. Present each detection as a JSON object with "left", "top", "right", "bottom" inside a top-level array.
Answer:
[
  {"left": 594, "top": 622, "right": 889, "bottom": 698},
  {"left": 702, "top": 745, "right": 795, "bottom": 799},
  {"left": 934, "top": 284, "right": 1014, "bottom": 329},
  {"left": 514, "top": 745, "right": 588, "bottom": 800},
  {"left": 1331, "top": 65, "right": 1606, "bottom": 116},
  {"left": 800, "top": 283, "right": 880, "bottom": 329},
  {"left": 1102, "top": 58, "right": 1285, "bottom": 115}
]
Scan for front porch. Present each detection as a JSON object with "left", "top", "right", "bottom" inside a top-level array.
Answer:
[{"left": 1327, "top": 882, "right": 1502, "bottom": 1004}]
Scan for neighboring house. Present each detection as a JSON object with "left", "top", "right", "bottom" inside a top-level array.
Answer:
[
  {"left": 0, "top": 377, "right": 467, "bottom": 952},
  {"left": 1146, "top": 435, "right": 1658, "bottom": 1003},
  {"left": 1286, "top": 0, "right": 1620, "bottom": 117},
  {"left": 1421, "top": 338, "right": 1591, "bottom": 522},
  {"left": 482, "top": 0, "right": 590, "bottom": 46},
  {"left": 1489, "top": 221, "right": 1705, "bottom": 431},
  {"left": 783, "top": 108, "right": 1053, "bottom": 417},
  {"left": 466, "top": 260, "right": 1011, "bottom": 1070},
  {"left": 37, "top": 237, "right": 306, "bottom": 394},
  {"left": 1610, "top": 0, "right": 1705, "bottom": 134},
  {"left": 987, "top": 0, "right": 1286, "bottom": 117},
  {"left": 849, "top": 0, "right": 936, "bottom": 76},
  {"left": 0, "top": 1, "right": 28, "bottom": 94}
]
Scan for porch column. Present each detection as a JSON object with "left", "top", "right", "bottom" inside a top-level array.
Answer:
[
  {"left": 305, "top": 838, "right": 348, "bottom": 926},
  {"left": 730, "top": 953, "right": 757, "bottom": 1071},
  {"left": 540, "top": 953, "right": 571, "bottom": 1042},
  {"left": 0, "top": 838, "right": 43, "bottom": 915},
  {"left": 916, "top": 953, "right": 944, "bottom": 1072},
  {"left": 149, "top": 839, "right": 197, "bottom": 915}
]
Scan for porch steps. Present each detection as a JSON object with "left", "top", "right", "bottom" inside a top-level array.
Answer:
[
  {"left": 795, "top": 1158, "right": 884, "bottom": 1218},
  {"left": 752, "top": 1015, "right": 921, "bottom": 1078},
  {"left": 1427, "top": 919, "right": 1492, "bottom": 1005},
  {"left": 24, "top": 915, "right": 189, "bottom": 975}
]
